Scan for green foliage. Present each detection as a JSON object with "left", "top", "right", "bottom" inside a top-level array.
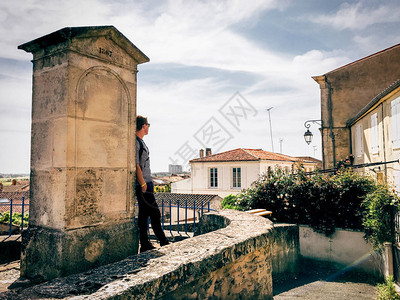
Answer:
[
  {"left": 362, "top": 184, "right": 399, "bottom": 249},
  {"left": 0, "top": 211, "right": 29, "bottom": 228},
  {"left": 221, "top": 194, "right": 245, "bottom": 210},
  {"left": 226, "top": 166, "right": 377, "bottom": 236},
  {"left": 154, "top": 184, "right": 171, "bottom": 194},
  {"left": 377, "top": 276, "right": 400, "bottom": 300}
]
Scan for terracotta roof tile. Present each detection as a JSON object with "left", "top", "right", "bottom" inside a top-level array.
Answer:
[{"left": 190, "top": 148, "right": 301, "bottom": 163}]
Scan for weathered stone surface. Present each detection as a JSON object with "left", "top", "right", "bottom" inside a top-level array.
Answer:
[
  {"left": 270, "top": 224, "right": 299, "bottom": 281},
  {"left": 18, "top": 26, "right": 148, "bottom": 281},
  {"left": 7, "top": 210, "right": 275, "bottom": 299},
  {"left": 20, "top": 221, "right": 138, "bottom": 283}
]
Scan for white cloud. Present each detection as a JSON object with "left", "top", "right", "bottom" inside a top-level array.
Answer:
[
  {"left": 1, "top": 0, "right": 396, "bottom": 172},
  {"left": 312, "top": 1, "right": 400, "bottom": 31}
]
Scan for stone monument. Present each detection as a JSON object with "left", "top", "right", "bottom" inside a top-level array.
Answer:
[{"left": 18, "top": 26, "right": 149, "bottom": 281}]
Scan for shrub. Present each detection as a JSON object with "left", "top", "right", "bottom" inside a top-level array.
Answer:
[
  {"left": 224, "top": 166, "right": 377, "bottom": 236},
  {"left": 362, "top": 184, "right": 398, "bottom": 249},
  {"left": 221, "top": 194, "right": 243, "bottom": 210},
  {"left": 0, "top": 211, "right": 29, "bottom": 228},
  {"left": 377, "top": 275, "right": 400, "bottom": 300}
]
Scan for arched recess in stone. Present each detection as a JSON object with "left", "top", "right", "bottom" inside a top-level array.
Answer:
[{"left": 73, "top": 66, "right": 133, "bottom": 226}]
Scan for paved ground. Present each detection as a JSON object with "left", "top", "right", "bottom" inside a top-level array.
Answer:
[{"left": 273, "top": 260, "right": 381, "bottom": 299}]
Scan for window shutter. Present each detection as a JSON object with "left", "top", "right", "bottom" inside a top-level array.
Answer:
[
  {"left": 356, "top": 123, "right": 363, "bottom": 157},
  {"left": 371, "top": 113, "right": 379, "bottom": 154},
  {"left": 392, "top": 98, "right": 400, "bottom": 149}
]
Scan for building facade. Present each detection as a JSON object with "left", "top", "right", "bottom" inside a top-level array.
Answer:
[
  {"left": 348, "top": 80, "right": 400, "bottom": 189},
  {"left": 172, "top": 148, "right": 320, "bottom": 198},
  {"left": 313, "top": 43, "right": 400, "bottom": 169}
]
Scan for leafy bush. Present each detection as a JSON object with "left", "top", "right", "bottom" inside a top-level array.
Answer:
[
  {"left": 221, "top": 194, "right": 244, "bottom": 210},
  {"left": 224, "top": 166, "right": 377, "bottom": 236},
  {"left": 362, "top": 184, "right": 398, "bottom": 249},
  {"left": 154, "top": 184, "right": 171, "bottom": 194},
  {"left": 0, "top": 211, "right": 29, "bottom": 228},
  {"left": 377, "top": 275, "right": 400, "bottom": 300}
]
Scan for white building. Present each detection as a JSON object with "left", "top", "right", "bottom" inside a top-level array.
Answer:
[
  {"left": 168, "top": 164, "right": 183, "bottom": 174},
  {"left": 348, "top": 79, "right": 400, "bottom": 189},
  {"left": 172, "top": 148, "right": 320, "bottom": 198}
]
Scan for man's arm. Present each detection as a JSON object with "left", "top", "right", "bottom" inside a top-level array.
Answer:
[{"left": 136, "top": 163, "right": 147, "bottom": 193}]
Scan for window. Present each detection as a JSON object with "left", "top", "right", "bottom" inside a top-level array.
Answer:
[
  {"left": 371, "top": 113, "right": 379, "bottom": 155},
  {"left": 232, "top": 167, "right": 241, "bottom": 188},
  {"left": 210, "top": 168, "right": 218, "bottom": 188},
  {"left": 356, "top": 123, "right": 363, "bottom": 158},
  {"left": 392, "top": 97, "right": 400, "bottom": 149}
]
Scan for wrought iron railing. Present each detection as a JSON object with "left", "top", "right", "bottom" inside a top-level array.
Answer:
[
  {"left": 158, "top": 198, "right": 215, "bottom": 236},
  {"left": 0, "top": 196, "right": 215, "bottom": 239},
  {"left": 0, "top": 197, "right": 29, "bottom": 237}
]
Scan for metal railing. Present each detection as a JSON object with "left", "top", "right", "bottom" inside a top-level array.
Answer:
[
  {"left": 158, "top": 198, "right": 215, "bottom": 236},
  {"left": 0, "top": 197, "right": 29, "bottom": 237},
  {"left": 0, "top": 196, "right": 215, "bottom": 239},
  {"left": 135, "top": 198, "right": 216, "bottom": 238}
]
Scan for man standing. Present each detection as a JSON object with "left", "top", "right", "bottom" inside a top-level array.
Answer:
[{"left": 136, "top": 115, "right": 169, "bottom": 252}]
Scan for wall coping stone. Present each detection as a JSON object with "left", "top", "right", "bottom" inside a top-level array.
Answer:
[{"left": 5, "top": 210, "right": 273, "bottom": 299}]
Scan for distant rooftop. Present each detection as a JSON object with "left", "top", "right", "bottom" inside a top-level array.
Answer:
[{"left": 190, "top": 148, "right": 316, "bottom": 163}]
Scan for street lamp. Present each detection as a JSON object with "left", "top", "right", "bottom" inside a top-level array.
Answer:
[{"left": 304, "top": 120, "right": 323, "bottom": 145}]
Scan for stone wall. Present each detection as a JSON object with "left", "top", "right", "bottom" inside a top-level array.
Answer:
[
  {"left": 7, "top": 210, "right": 276, "bottom": 299},
  {"left": 270, "top": 224, "right": 299, "bottom": 281},
  {"left": 300, "top": 225, "right": 383, "bottom": 278}
]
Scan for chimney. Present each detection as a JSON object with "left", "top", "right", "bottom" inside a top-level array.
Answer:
[
  {"left": 12, "top": 179, "right": 17, "bottom": 185},
  {"left": 206, "top": 148, "right": 212, "bottom": 156},
  {"left": 199, "top": 149, "right": 205, "bottom": 158},
  {"left": 0, "top": 182, "right": 3, "bottom": 192}
]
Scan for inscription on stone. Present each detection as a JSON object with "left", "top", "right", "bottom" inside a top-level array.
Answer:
[{"left": 99, "top": 47, "right": 112, "bottom": 57}]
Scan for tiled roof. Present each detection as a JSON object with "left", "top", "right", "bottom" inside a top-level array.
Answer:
[
  {"left": 0, "top": 191, "right": 30, "bottom": 201},
  {"left": 295, "top": 156, "right": 322, "bottom": 164},
  {"left": 190, "top": 148, "right": 301, "bottom": 163},
  {"left": 1, "top": 184, "right": 29, "bottom": 193},
  {"left": 0, "top": 191, "right": 30, "bottom": 214},
  {"left": 155, "top": 193, "right": 221, "bottom": 209}
]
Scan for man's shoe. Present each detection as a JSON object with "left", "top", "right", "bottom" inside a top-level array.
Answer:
[
  {"left": 160, "top": 240, "right": 170, "bottom": 247},
  {"left": 140, "top": 243, "right": 155, "bottom": 253}
]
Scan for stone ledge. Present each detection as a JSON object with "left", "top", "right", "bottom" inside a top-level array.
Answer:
[{"left": 5, "top": 210, "right": 274, "bottom": 299}]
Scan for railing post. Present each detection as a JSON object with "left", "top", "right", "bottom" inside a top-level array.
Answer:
[
  {"left": 9, "top": 198, "right": 13, "bottom": 236},
  {"left": 193, "top": 200, "right": 196, "bottom": 233},
  {"left": 161, "top": 198, "right": 164, "bottom": 229},
  {"left": 169, "top": 199, "right": 172, "bottom": 235},
  {"left": 177, "top": 199, "right": 180, "bottom": 235},
  {"left": 185, "top": 199, "right": 188, "bottom": 235},
  {"left": 21, "top": 197, "right": 25, "bottom": 232}
]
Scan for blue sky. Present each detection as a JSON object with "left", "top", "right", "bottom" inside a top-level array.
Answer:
[{"left": 0, "top": 0, "right": 399, "bottom": 173}]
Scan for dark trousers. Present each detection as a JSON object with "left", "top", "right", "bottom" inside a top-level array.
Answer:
[{"left": 135, "top": 182, "right": 168, "bottom": 246}]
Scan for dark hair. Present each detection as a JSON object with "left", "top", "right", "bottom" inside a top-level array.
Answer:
[{"left": 136, "top": 115, "right": 148, "bottom": 131}]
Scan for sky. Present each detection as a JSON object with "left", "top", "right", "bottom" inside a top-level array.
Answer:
[{"left": 0, "top": 0, "right": 399, "bottom": 173}]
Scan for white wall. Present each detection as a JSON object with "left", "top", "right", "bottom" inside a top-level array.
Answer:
[
  {"left": 190, "top": 161, "right": 261, "bottom": 198},
  {"left": 174, "top": 160, "right": 318, "bottom": 198},
  {"left": 299, "top": 225, "right": 383, "bottom": 278},
  {"left": 171, "top": 178, "right": 192, "bottom": 194}
]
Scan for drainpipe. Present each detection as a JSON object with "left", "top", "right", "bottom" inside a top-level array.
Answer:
[{"left": 325, "top": 76, "right": 336, "bottom": 168}]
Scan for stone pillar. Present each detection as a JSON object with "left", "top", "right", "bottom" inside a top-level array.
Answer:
[{"left": 18, "top": 26, "right": 149, "bottom": 282}]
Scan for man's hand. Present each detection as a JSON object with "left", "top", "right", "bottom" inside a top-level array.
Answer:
[{"left": 141, "top": 183, "right": 147, "bottom": 193}]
